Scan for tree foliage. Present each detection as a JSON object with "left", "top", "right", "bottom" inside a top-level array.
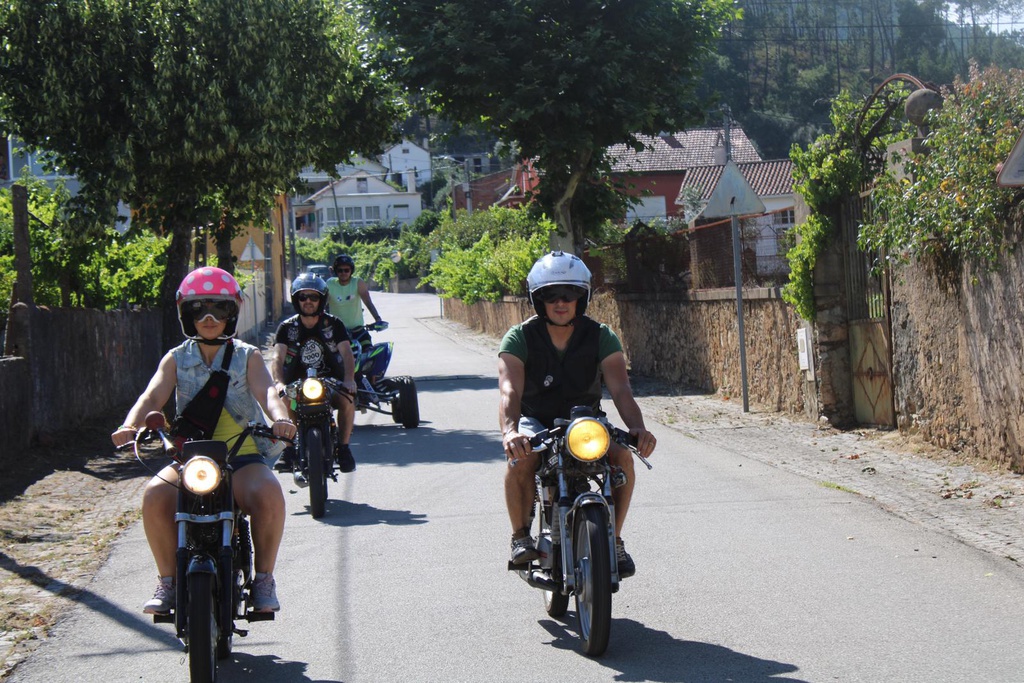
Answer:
[
  {"left": 422, "top": 207, "right": 555, "bottom": 303},
  {"left": 708, "top": 0, "right": 1024, "bottom": 159},
  {"left": 0, "top": 176, "right": 167, "bottom": 333},
  {"left": 0, "top": 0, "right": 400, "bottom": 346},
  {"left": 785, "top": 87, "right": 915, "bottom": 320},
  {"left": 362, "top": 0, "right": 738, "bottom": 253},
  {"left": 861, "top": 64, "right": 1024, "bottom": 278}
]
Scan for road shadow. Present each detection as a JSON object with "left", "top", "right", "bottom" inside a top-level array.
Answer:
[
  {"left": 350, "top": 424, "right": 503, "bottom": 466},
  {"left": 539, "top": 616, "right": 807, "bottom": 682},
  {"left": 290, "top": 497, "right": 428, "bottom": 527},
  {"left": 219, "top": 652, "right": 335, "bottom": 683},
  {"left": 408, "top": 375, "right": 495, "bottom": 393}
]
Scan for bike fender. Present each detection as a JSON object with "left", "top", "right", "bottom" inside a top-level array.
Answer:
[{"left": 188, "top": 555, "right": 217, "bottom": 576}]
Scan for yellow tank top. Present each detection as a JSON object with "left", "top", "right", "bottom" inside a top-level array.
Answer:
[{"left": 211, "top": 408, "right": 259, "bottom": 455}]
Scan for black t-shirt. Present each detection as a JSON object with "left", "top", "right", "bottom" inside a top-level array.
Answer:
[{"left": 274, "top": 313, "right": 351, "bottom": 384}]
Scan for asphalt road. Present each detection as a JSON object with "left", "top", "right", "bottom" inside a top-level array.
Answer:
[{"left": 10, "top": 292, "right": 1024, "bottom": 682}]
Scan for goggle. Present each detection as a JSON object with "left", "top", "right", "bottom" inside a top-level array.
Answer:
[
  {"left": 184, "top": 299, "right": 238, "bottom": 322},
  {"left": 295, "top": 292, "right": 322, "bottom": 303},
  {"left": 536, "top": 285, "right": 585, "bottom": 304}
]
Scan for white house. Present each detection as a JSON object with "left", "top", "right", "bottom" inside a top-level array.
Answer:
[
  {"left": 380, "top": 138, "right": 432, "bottom": 187},
  {"left": 296, "top": 170, "right": 422, "bottom": 238}
]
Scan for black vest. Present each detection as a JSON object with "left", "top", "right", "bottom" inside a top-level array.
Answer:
[{"left": 521, "top": 316, "right": 603, "bottom": 427}]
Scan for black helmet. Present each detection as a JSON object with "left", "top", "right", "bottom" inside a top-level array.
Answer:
[
  {"left": 290, "top": 273, "right": 328, "bottom": 316},
  {"left": 333, "top": 254, "right": 355, "bottom": 274},
  {"left": 527, "top": 251, "right": 592, "bottom": 320}
]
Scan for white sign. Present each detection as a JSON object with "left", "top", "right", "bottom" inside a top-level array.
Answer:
[
  {"left": 699, "top": 161, "right": 766, "bottom": 219},
  {"left": 997, "top": 128, "right": 1024, "bottom": 188}
]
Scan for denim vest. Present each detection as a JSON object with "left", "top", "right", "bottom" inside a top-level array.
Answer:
[{"left": 172, "top": 339, "right": 277, "bottom": 459}]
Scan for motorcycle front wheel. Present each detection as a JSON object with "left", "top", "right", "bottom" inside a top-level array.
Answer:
[
  {"left": 187, "top": 572, "right": 217, "bottom": 683},
  {"left": 305, "top": 426, "right": 327, "bottom": 519},
  {"left": 573, "top": 505, "right": 612, "bottom": 657}
]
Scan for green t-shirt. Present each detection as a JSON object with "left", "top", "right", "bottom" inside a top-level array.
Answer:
[
  {"left": 326, "top": 277, "right": 364, "bottom": 329},
  {"left": 499, "top": 319, "right": 623, "bottom": 363}
]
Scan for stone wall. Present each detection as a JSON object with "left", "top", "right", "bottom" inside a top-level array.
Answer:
[
  {"left": 890, "top": 245, "right": 1024, "bottom": 470},
  {"left": 0, "top": 304, "right": 163, "bottom": 459},
  {"left": 443, "top": 288, "right": 804, "bottom": 414}
]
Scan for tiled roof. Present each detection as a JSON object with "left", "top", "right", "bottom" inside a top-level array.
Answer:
[
  {"left": 676, "top": 159, "right": 795, "bottom": 203},
  {"left": 608, "top": 128, "right": 762, "bottom": 173}
]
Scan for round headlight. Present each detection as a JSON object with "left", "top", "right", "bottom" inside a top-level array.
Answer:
[
  {"left": 301, "top": 378, "right": 326, "bottom": 401},
  {"left": 565, "top": 417, "right": 610, "bottom": 462},
  {"left": 181, "top": 456, "right": 222, "bottom": 495}
]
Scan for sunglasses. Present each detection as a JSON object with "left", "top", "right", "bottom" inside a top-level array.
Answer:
[
  {"left": 184, "top": 299, "right": 238, "bottom": 322},
  {"left": 296, "top": 292, "right": 322, "bottom": 303},
  {"left": 536, "top": 286, "right": 585, "bottom": 304},
  {"left": 336, "top": 268, "right": 352, "bottom": 274}
]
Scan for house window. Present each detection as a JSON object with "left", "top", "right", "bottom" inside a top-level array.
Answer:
[
  {"left": 773, "top": 209, "right": 795, "bottom": 226},
  {"left": 393, "top": 205, "right": 410, "bottom": 220},
  {"left": 345, "top": 207, "right": 363, "bottom": 222},
  {"left": 365, "top": 206, "right": 381, "bottom": 221},
  {"left": 401, "top": 147, "right": 410, "bottom": 154},
  {"left": 357, "top": 178, "right": 368, "bottom": 193},
  {"left": 325, "top": 208, "right": 338, "bottom": 222}
]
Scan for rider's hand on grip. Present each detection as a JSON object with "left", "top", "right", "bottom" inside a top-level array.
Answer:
[{"left": 371, "top": 320, "right": 389, "bottom": 332}]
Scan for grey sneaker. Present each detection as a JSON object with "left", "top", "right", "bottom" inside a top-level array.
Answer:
[
  {"left": 616, "top": 538, "right": 636, "bottom": 579},
  {"left": 252, "top": 573, "right": 280, "bottom": 612},
  {"left": 143, "top": 576, "right": 175, "bottom": 614},
  {"left": 510, "top": 533, "right": 539, "bottom": 565}
]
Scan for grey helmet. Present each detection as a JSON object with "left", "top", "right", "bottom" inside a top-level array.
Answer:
[
  {"left": 290, "top": 273, "right": 328, "bottom": 316},
  {"left": 527, "top": 251, "right": 592, "bottom": 319}
]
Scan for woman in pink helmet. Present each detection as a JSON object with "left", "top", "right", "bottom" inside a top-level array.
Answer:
[{"left": 111, "top": 267, "right": 297, "bottom": 615}]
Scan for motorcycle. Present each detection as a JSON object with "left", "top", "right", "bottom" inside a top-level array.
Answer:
[
  {"left": 126, "top": 411, "right": 291, "bottom": 682},
  {"left": 350, "top": 321, "right": 419, "bottom": 429},
  {"left": 508, "top": 406, "right": 652, "bottom": 657},
  {"left": 282, "top": 372, "right": 350, "bottom": 519}
]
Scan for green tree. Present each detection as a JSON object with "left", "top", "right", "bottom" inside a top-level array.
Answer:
[
  {"left": 0, "top": 0, "right": 400, "bottom": 347},
  {"left": 362, "top": 0, "right": 738, "bottom": 254},
  {"left": 0, "top": 175, "right": 167, "bottom": 333}
]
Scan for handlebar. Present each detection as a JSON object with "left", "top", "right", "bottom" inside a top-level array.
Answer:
[{"left": 524, "top": 421, "right": 652, "bottom": 470}]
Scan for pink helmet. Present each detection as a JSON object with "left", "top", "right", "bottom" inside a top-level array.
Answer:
[{"left": 175, "top": 267, "right": 243, "bottom": 341}]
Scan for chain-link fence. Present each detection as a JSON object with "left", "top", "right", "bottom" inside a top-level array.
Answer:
[{"left": 585, "top": 210, "right": 795, "bottom": 294}]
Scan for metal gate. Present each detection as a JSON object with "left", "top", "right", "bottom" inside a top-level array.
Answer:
[{"left": 842, "top": 192, "right": 895, "bottom": 427}]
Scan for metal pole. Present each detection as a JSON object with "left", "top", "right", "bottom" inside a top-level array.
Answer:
[{"left": 723, "top": 107, "right": 750, "bottom": 412}]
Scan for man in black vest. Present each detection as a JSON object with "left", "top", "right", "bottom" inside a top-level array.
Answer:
[
  {"left": 498, "top": 251, "right": 657, "bottom": 577},
  {"left": 272, "top": 273, "right": 358, "bottom": 480}
]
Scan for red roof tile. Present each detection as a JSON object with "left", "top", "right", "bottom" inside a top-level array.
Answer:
[
  {"left": 608, "top": 128, "right": 762, "bottom": 173},
  {"left": 676, "top": 159, "right": 795, "bottom": 203}
]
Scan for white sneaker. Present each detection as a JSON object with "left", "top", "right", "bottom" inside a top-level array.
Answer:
[{"left": 143, "top": 576, "right": 175, "bottom": 614}]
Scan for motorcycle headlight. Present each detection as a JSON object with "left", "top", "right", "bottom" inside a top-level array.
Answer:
[
  {"left": 181, "top": 456, "right": 222, "bottom": 495},
  {"left": 301, "top": 378, "right": 326, "bottom": 402},
  {"left": 565, "top": 417, "right": 610, "bottom": 462}
]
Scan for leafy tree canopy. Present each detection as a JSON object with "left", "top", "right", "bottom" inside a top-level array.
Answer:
[
  {"left": 0, "top": 0, "right": 401, "bottom": 345},
  {"left": 362, "top": 0, "right": 739, "bottom": 253}
]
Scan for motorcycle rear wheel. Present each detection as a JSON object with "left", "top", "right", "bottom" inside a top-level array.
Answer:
[
  {"left": 305, "top": 427, "right": 328, "bottom": 519},
  {"left": 188, "top": 572, "right": 217, "bottom": 683},
  {"left": 573, "top": 505, "right": 612, "bottom": 657}
]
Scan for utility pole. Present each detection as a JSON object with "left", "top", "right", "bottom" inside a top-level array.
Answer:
[
  {"left": 11, "top": 184, "right": 33, "bottom": 307},
  {"left": 723, "top": 106, "right": 750, "bottom": 413}
]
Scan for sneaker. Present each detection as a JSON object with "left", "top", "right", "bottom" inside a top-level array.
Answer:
[
  {"left": 143, "top": 576, "right": 175, "bottom": 614},
  {"left": 616, "top": 538, "right": 636, "bottom": 579},
  {"left": 293, "top": 470, "right": 308, "bottom": 488},
  {"left": 336, "top": 444, "right": 356, "bottom": 473},
  {"left": 252, "top": 572, "right": 280, "bottom": 612},
  {"left": 510, "top": 533, "right": 539, "bottom": 565}
]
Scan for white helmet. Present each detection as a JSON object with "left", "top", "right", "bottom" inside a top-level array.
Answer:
[{"left": 527, "top": 251, "right": 592, "bottom": 319}]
